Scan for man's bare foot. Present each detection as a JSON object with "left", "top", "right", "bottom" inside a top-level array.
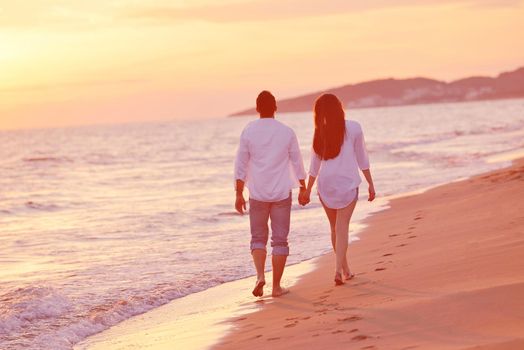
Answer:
[
  {"left": 271, "top": 287, "right": 290, "bottom": 297},
  {"left": 252, "top": 279, "right": 266, "bottom": 297}
]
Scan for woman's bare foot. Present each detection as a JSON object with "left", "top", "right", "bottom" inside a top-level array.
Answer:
[
  {"left": 343, "top": 261, "right": 354, "bottom": 280},
  {"left": 343, "top": 270, "right": 355, "bottom": 280},
  {"left": 252, "top": 279, "right": 266, "bottom": 297},
  {"left": 334, "top": 272, "right": 344, "bottom": 286},
  {"left": 271, "top": 286, "right": 290, "bottom": 297}
]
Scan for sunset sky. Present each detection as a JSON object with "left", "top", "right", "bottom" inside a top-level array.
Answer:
[{"left": 1, "top": 0, "right": 523, "bottom": 130}]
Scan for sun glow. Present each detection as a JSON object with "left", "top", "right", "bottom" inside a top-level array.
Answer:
[{"left": 0, "top": 0, "right": 523, "bottom": 130}]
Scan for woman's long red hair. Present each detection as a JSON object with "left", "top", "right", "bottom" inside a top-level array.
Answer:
[{"left": 313, "top": 93, "right": 346, "bottom": 160}]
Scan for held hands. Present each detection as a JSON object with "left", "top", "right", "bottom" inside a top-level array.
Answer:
[
  {"left": 235, "top": 192, "right": 246, "bottom": 214},
  {"left": 298, "top": 188, "right": 310, "bottom": 206}
]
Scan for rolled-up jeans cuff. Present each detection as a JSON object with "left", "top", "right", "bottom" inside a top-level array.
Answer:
[
  {"left": 272, "top": 246, "right": 289, "bottom": 256},
  {"left": 250, "top": 242, "right": 267, "bottom": 252}
]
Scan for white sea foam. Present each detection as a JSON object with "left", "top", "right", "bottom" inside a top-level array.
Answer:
[{"left": 0, "top": 286, "right": 71, "bottom": 335}]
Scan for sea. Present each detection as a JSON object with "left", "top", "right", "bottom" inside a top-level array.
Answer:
[{"left": 1, "top": 98, "right": 523, "bottom": 350}]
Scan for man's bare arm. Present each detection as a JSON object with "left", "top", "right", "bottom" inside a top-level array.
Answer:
[{"left": 235, "top": 179, "right": 247, "bottom": 214}]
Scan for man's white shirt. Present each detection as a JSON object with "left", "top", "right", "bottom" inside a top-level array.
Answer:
[{"left": 234, "top": 118, "right": 306, "bottom": 202}]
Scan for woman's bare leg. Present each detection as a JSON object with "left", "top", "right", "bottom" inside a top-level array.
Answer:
[
  {"left": 320, "top": 198, "right": 337, "bottom": 251},
  {"left": 321, "top": 198, "right": 352, "bottom": 276},
  {"left": 335, "top": 200, "right": 357, "bottom": 276}
]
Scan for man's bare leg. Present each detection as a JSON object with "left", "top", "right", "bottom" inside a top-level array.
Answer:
[
  {"left": 271, "top": 255, "right": 289, "bottom": 297},
  {"left": 252, "top": 249, "right": 266, "bottom": 296}
]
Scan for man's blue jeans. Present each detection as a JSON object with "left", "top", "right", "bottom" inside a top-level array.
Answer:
[{"left": 249, "top": 194, "right": 291, "bottom": 256}]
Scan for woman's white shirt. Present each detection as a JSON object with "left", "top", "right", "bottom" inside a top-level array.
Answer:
[{"left": 309, "top": 120, "right": 370, "bottom": 209}]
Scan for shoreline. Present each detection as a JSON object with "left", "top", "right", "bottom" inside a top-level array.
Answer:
[
  {"left": 229, "top": 97, "right": 524, "bottom": 118},
  {"left": 74, "top": 256, "right": 325, "bottom": 350},
  {"left": 73, "top": 197, "right": 385, "bottom": 350},
  {"left": 74, "top": 155, "right": 524, "bottom": 350},
  {"left": 214, "top": 157, "right": 524, "bottom": 350}
]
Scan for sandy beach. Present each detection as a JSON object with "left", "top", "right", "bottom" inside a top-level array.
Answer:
[{"left": 214, "top": 158, "right": 524, "bottom": 350}]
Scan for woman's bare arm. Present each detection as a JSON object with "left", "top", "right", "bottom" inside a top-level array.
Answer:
[
  {"left": 362, "top": 169, "right": 375, "bottom": 201},
  {"left": 306, "top": 175, "right": 316, "bottom": 193}
]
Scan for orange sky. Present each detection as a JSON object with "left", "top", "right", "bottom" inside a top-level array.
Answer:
[{"left": 1, "top": 0, "right": 523, "bottom": 130}]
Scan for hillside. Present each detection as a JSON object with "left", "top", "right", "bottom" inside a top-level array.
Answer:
[{"left": 230, "top": 66, "right": 524, "bottom": 116}]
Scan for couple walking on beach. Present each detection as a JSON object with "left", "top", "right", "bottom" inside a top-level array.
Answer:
[{"left": 234, "top": 91, "right": 375, "bottom": 298}]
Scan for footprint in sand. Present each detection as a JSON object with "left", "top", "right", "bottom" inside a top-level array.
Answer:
[
  {"left": 408, "top": 235, "right": 417, "bottom": 239},
  {"left": 396, "top": 243, "right": 408, "bottom": 247},
  {"left": 302, "top": 316, "right": 311, "bottom": 320},
  {"left": 352, "top": 334, "right": 371, "bottom": 341},
  {"left": 362, "top": 346, "right": 376, "bottom": 349},
  {"left": 332, "top": 329, "right": 345, "bottom": 334},
  {"left": 389, "top": 233, "right": 399, "bottom": 237},
  {"left": 376, "top": 261, "right": 384, "bottom": 264},
  {"left": 335, "top": 306, "right": 353, "bottom": 311},
  {"left": 338, "top": 315, "right": 363, "bottom": 322},
  {"left": 375, "top": 267, "right": 386, "bottom": 271},
  {"left": 348, "top": 328, "right": 359, "bottom": 333},
  {"left": 284, "top": 323, "right": 297, "bottom": 328},
  {"left": 267, "top": 337, "right": 280, "bottom": 341},
  {"left": 383, "top": 253, "right": 393, "bottom": 257},
  {"left": 352, "top": 281, "right": 369, "bottom": 287}
]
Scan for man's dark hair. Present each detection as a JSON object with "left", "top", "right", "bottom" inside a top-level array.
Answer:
[{"left": 256, "top": 90, "right": 277, "bottom": 116}]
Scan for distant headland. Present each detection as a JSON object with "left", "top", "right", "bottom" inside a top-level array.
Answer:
[{"left": 229, "top": 66, "right": 524, "bottom": 116}]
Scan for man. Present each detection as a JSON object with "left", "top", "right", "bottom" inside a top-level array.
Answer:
[{"left": 234, "top": 90, "right": 307, "bottom": 298}]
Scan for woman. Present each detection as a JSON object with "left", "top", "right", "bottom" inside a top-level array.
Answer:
[{"left": 300, "top": 93, "right": 375, "bottom": 286}]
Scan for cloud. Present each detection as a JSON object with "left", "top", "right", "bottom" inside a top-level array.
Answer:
[
  {"left": 0, "top": 78, "right": 146, "bottom": 93},
  {"left": 0, "top": 2, "right": 112, "bottom": 29},
  {"left": 1, "top": 0, "right": 520, "bottom": 28},
  {"left": 123, "top": 0, "right": 524, "bottom": 23}
]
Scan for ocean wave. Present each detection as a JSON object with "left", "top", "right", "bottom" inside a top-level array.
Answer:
[
  {"left": 0, "top": 280, "right": 223, "bottom": 350},
  {"left": 25, "top": 201, "right": 61, "bottom": 212},
  {"left": 83, "top": 153, "right": 119, "bottom": 165},
  {"left": 389, "top": 141, "right": 524, "bottom": 167},
  {"left": 388, "top": 151, "right": 478, "bottom": 166},
  {"left": 22, "top": 157, "right": 72, "bottom": 163},
  {"left": 368, "top": 118, "right": 524, "bottom": 153},
  {"left": 0, "top": 286, "right": 72, "bottom": 337},
  {"left": 0, "top": 201, "right": 69, "bottom": 216}
]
